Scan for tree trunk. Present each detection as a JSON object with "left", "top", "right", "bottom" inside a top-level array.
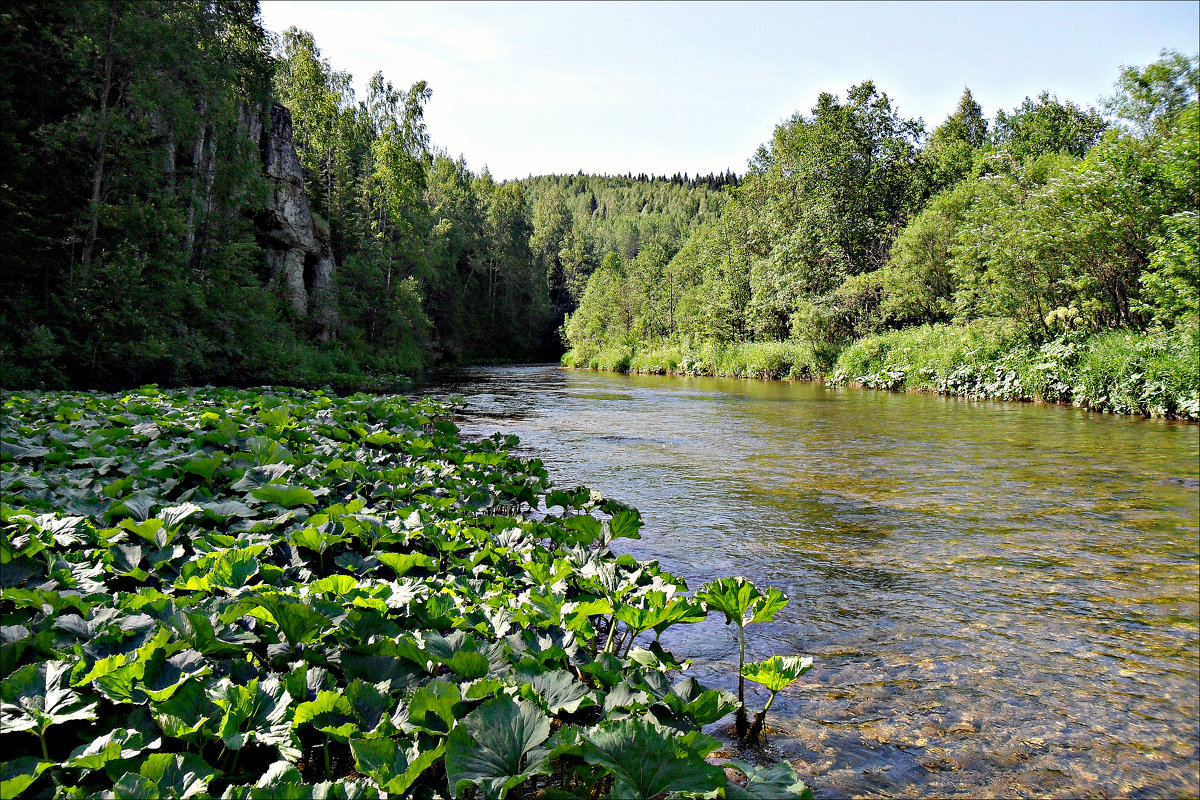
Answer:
[{"left": 79, "top": 5, "right": 118, "bottom": 283}]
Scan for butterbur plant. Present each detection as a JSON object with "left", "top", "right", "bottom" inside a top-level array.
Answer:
[
  {"left": 741, "top": 655, "right": 814, "bottom": 743},
  {"left": 697, "top": 577, "right": 789, "bottom": 739},
  {"left": 0, "top": 388, "right": 813, "bottom": 798}
]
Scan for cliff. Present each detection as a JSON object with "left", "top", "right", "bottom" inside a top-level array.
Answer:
[{"left": 242, "top": 102, "right": 337, "bottom": 340}]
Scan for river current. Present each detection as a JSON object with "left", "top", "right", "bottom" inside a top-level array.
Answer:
[{"left": 418, "top": 364, "right": 1200, "bottom": 799}]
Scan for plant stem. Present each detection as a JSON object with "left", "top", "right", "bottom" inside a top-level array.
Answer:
[
  {"left": 323, "top": 738, "right": 331, "bottom": 779},
  {"left": 38, "top": 730, "right": 49, "bottom": 761},
  {"left": 603, "top": 612, "right": 618, "bottom": 653},
  {"left": 735, "top": 624, "right": 748, "bottom": 739},
  {"left": 737, "top": 624, "right": 746, "bottom": 706}
]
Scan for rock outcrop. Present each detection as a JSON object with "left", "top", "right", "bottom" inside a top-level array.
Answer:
[{"left": 242, "top": 103, "right": 337, "bottom": 340}]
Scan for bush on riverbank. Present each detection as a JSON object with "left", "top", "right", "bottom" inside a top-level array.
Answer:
[
  {"left": 0, "top": 387, "right": 811, "bottom": 799},
  {"left": 833, "top": 322, "right": 1199, "bottom": 419},
  {"left": 564, "top": 322, "right": 1199, "bottom": 420}
]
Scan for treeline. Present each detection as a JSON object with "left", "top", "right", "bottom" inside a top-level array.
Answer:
[
  {"left": 0, "top": 3, "right": 557, "bottom": 389},
  {"left": 0, "top": 3, "right": 724, "bottom": 389},
  {"left": 562, "top": 54, "right": 1199, "bottom": 418},
  {"left": 1, "top": 1, "right": 281, "bottom": 389},
  {"left": 608, "top": 170, "right": 741, "bottom": 189},
  {"left": 267, "top": 28, "right": 734, "bottom": 365},
  {"left": 268, "top": 26, "right": 559, "bottom": 367}
]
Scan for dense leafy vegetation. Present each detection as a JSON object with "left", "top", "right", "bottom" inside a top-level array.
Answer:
[
  {"left": 0, "top": 3, "right": 730, "bottom": 388},
  {"left": 518, "top": 174, "right": 731, "bottom": 322},
  {"left": 1, "top": 387, "right": 812, "bottom": 798},
  {"left": 562, "top": 53, "right": 1199, "bottom": 420}
]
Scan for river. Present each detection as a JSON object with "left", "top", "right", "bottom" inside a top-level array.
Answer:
[{"left": 418, "top": 364, "right": 1200, "bottom": 799}]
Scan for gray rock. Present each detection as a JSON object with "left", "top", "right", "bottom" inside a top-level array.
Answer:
[{"left": 242, "top": 102, "right": 338, "bottom": 338}]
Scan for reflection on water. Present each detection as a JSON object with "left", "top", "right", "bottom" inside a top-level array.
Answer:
[{"left": 418, "top": 364, "right": 1200, "bottom": 799}]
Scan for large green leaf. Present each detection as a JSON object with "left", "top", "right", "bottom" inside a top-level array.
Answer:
[
  {"left": 0, "top": 758, "right": 51, "bottom": 798},
  {"left": 251, "top": 484, "right": 317, "bottom": 508},
  {"left": 350, "top": 737, "right": 444, "bottom": 795},
  {"left": 344, "top": 679, "right": 393, "bottom": 735},
  {"left": 293, "top": 690, "right": 357, "bottom": 740},
  {"left": 210, "top": 676, "right": 294, "bottom": 751},
  {"left": 151, "top": 679, "right": 221, "bottom": 740},
  {"left": 246, "top": 594, "right": 331, "bottom": 648},
  {"left": 697, "top": 577, "right": 759, "bottom": 626},
  {"left": 114, "top": 752, "right": 220, "bottom": 799},
  {"left": 582, "top": 719, "right": 724, "bottom": 800},
  {"left": 606, "top": 508, "right": 643, "bottom": 541},
  {"left": 724, "top": 760, "right": 812, "bottom": 800},
  {"left": 140, "top": 648, "right": 212, "bottom": 702},
  {"left": 697, "top": 577, "right": 788, "bottom": 627},
  {"left": 665, "top": 677, "right": 740, "bottom": 726},
  {"left": 400, "top": 680, "right": 461, "bottom": 736},
  {"left": 244, "top": 437, "right": 292, "bottom": 466},
  {"left": 182, "top": 454, "right": 226, "bottom": 483},
  {"left": 749, "top": 586, "right": 788, "bottom": 624},
  {"left": 167, "top": 610, "right": 253, "bottom": 658},
  {"left": 521, "top": 669, "right": 596, "bottom": 715},
  {"left": 230, "top": 464, "right": 292, "bottom": 492},
  {"left": 67, "top": 725, "right": 162, "bottom": 771},
  {"left": 0, "top": 660, "right": 98, "bottom": 735},
  {"left": 376, "top": 551, "right": 437, "bottom": 578},
  {"left": 741, "top": 655, "right": 813, "bottom": 693},
  {"left": 445, "top": 696, "right": 552, "bottom": 799}
]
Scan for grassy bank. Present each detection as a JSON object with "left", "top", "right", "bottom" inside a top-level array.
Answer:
[
  {"left": 0, "top": 386, "right": 810, "bottom": 799},
  {"left": 562, "top": 322, "right": 1199, "bottom": 421},
  {"left": 564, "top": 340, "right": 823, "bottom": 381}
]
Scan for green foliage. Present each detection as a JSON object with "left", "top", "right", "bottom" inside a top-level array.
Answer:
[
  {"left": 563, "top": 53, "right": 1196, "bottom": 422},
  {"left": 740, "top": 655, "right": 814, "bottom": 742},
  {"left": 522, "top": 173, "right": 730, "bottom": 320},
  {"left": 742, "top": 655, "right": 814, "bottom": 694},
  {"left": 0, "top": 387, "right": 810, "bottom": 798},
  {"left": 582, "top": 719, "right": 724, "bottom": 799},
  {"left": 833, "top": 322, "right": 1198, "bottom": 419},
  {"left": 1106, "top": 50, "right": 1199, "bottom": 136},
  {"left": 445, "top": 697, "right": 551, "bottom": 799},
  {"left": 989, "top": 91, "right": 1108, "bottom": 165},
  {"left": 697, "top": 578, "right": 790, "bottom": 740}
]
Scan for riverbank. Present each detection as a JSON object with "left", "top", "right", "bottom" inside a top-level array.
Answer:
[{"left": 561, "top": 322, "right": 1199, "bottom": 421}]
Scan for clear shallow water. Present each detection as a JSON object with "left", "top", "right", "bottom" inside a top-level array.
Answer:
[{"left": 418, "top": 364, "right": 1200, "bottom": 799}]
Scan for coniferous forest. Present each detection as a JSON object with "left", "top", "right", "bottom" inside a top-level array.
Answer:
[{"left": 1, "top": 2, "right": 1196, "bottom": 418}]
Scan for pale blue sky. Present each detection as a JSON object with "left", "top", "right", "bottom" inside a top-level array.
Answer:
[{"left": 258, "top": 1, "right": 1199, "bottom": 180}]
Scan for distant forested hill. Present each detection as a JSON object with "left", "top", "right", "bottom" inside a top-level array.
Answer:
[{"left": 517, "top": 173, "right": 735, "bottom": 324}]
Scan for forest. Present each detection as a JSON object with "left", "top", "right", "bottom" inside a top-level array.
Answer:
[
  {"left": 0, "top": 2, "right": 727, "bottom": 390},
  {"left": 1, "top": 1, "right": 1196, "bottom": 418},
  {"left": 562, "top": 60, "right": 1199, "bottom": 419}
]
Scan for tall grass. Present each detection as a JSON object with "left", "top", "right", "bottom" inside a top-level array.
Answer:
[{"left": 564, "top": 339, "right": 821, "bottom": 380}]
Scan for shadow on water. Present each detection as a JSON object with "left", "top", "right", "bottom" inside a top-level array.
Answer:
[{"left": 417, "top": 364, "right": 1200, "bottom": 799}]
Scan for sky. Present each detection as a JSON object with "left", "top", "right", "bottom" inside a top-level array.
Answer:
[{"left": 258, "top": 1, "right": 1199, "bottom": 181}]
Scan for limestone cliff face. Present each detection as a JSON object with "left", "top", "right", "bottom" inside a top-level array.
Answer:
[{"left": 242, "top": 103, "right": 337, "bottom": 340}]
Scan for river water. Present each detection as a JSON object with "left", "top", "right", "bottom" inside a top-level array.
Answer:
[{"left": 418, "top": 364, "right": 1200, "bottom": 799}]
